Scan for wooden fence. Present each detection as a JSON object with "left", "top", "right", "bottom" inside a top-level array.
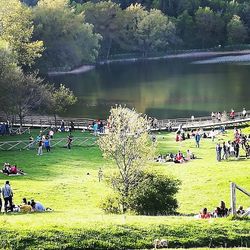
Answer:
[
  {"left": 0, "top": 137, "right": 97, "bottom": 151},
  {"left": 0, "top": 110, "right": 250, "bottom": 132},
  {"left": 230, "top": 182, "right": 250, "bottom": 215}
]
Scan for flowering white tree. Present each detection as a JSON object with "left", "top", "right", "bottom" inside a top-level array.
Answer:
[{"left": 98, "top": 106, "right": 154, "bottom": 211}]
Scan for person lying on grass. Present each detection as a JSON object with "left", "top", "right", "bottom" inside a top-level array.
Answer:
[{"left": 2, "top": 163, "right": 24, "bottom": 175}]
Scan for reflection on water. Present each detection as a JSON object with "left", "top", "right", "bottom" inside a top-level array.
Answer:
[{"left": 49, "top": 58, "right": 250, "bottom": 119}]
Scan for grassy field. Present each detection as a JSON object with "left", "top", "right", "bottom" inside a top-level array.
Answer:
[{"left": 0, "top": 126, "right": 249, "bottom": 249}]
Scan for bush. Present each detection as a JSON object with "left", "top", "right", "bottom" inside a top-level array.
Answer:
[
  {"left": 101, "top": 171, "right": 180, "bottom": 215},
  {"left": 100, "top": 193, "right": 122, "bottom": 214},
  {"left": 128, "top": 172, "right": 181, "bottom": 215}
]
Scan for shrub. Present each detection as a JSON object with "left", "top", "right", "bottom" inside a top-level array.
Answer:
[
  {"left": 101, "top": 171, "right": 180, "bottom": 215},
  {"left": 128, "top": 172, "right": 180, "bottom": 215},
  {"left": 100, "top": 193, "right": 122, "bottom": 214}
]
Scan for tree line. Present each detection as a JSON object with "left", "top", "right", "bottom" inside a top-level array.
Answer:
[{"left": 5, "top": 0, "right": 250, "bottom": 72}]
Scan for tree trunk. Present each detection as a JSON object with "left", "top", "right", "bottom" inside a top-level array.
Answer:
[
  {"left": 106, "top": 37, "right": 112, "bottom": 60},
  {"left": 18, "top": 112, "right": 23, "bottom": 130},
  {"left": 54, "top": 114, "right": 57, "bottom": 127}
]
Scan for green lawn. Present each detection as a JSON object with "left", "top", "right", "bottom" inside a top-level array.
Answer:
[{"left": 0, "top": 127, "right": 249, "bottom": 249}]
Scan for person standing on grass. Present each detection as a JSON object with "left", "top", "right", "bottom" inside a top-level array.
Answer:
[
  {"left": 2, "top": 181, "right": 13, "bottom": 212},
  {"left": 216, "top": 143, "right": 222, "bottom": 161},
  {"left": 98, "top": 168, "right": 103, "bottom": 182},
  {"left": 37, "top": 139, "right": 43, "bottom": 156},
  {"left": 222, "top": 142, "right": 228, "bottom": 160},
  {"left": 44, "top": 136, "right": 51, "bottom": 152},
  {"left": 67, "top": 133, "right": 73, "bottom": 150},
  {"left": 195, "top": 129, "right": 201, "bottom": 148},
  {"left": 234, "top": 142, "right": 240, "bottom": 159}
]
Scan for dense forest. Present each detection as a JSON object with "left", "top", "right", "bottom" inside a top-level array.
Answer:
[{"left": 2, "top": 0, "right": 250, "bottom": 71}]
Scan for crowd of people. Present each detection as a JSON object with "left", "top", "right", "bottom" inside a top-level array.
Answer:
[
  {"left": 198, "top": 201, "right": 246, "bottom": 219},
  {"left": 156, "top": 149, "right": 196, "bottom": 164},
  {"left": 0, "top": 181, "right": 48, "bottom": 213},
  {"left": 29, "top": 128, "right": 74, "bottom": 156},
  {"left": 215, "top": 127, "right": 250, "bottom": 161}
]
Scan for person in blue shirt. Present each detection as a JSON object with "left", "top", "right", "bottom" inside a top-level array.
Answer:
[
  {"left": 31, "top": 199, "right": 45, "bottom": 212},
  {"left": 44, "top": 137, "right": 51, "bottom": 152}
]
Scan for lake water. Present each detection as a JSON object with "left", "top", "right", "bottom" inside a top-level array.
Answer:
[{"left": 49, "top": 58, "right": 250, "bottom": 119}]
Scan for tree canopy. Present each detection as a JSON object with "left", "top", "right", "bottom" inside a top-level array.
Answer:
[
  {"left": 2, "top": 0, "right": 250, "bottom": 70},
  {"left": 0, "top": 0, "right": 43, "bottom": 67},
  {"left": 32, "top": 0, "right": 101, "bottom": 72}
]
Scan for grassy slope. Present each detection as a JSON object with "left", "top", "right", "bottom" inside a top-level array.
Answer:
[{"left": 0, "top": 127, "right": 249, "bottom": 249}]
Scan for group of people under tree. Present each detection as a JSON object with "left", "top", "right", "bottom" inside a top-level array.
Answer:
[{"left": 0, "top": 181, "right": 47, "bottom": 213}]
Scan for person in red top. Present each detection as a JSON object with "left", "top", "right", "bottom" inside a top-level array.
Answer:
[
  {"left": 10, "top": 165, "right": 17, "bottom": 174},
  {"left": 199, "top": 208, "right": 211, "bottom": 219}
]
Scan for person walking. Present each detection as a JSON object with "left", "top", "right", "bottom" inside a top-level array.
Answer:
[
  {"left": 2, "top": 181, "right": 13, "bottom": 212},
  {"left": 67, "top": 133, "right": 73, "bottom": 150}
]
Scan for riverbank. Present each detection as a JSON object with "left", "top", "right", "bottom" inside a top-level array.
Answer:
[
  {"left": 48, "top": 49, "right": 250, "bottom": 75},
  {"left": 48, "top": 64, "right": 95, "bottom": 76}
]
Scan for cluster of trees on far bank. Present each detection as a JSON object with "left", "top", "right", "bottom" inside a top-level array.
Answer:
[{"left": 12, "top": 0, "right": 250, "bottom": 72}]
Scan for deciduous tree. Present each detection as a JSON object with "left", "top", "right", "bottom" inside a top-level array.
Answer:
[
  {"left": 136, "top": 9, "right": 177, "bottom": 56},
  {"left": 98, "top": 106, "right": 154, "bottom": 211},
  {"left": 0, "top": 0, "right": 43, "bottom": 66},
  {"left": 227, "top": 15, "right": 247, "bottom": 44},
  {"left": 48, "top": 84, "right": 77, "bottom": 126},
  {"left": 33, "top": 0, "right": 101, "bottom": 72}
]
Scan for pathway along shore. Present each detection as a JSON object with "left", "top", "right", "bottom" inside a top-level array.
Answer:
[{"left": 48, "top": 49, "right": 250, "bottom": 76}]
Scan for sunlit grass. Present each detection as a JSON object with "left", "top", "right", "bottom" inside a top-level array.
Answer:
[{"left": 0, "top": 127, "right": 249, "bottom": 249}]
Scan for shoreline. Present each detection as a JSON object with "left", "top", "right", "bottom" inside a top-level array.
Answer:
[{"left": 48, "top": 49, "right": 250, "bottom": 75}]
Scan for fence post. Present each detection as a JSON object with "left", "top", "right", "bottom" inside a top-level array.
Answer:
[{"left": 230, "top": 182, "right": 236, "bottom": 215}]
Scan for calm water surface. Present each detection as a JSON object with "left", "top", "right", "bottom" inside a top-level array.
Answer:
[{"left": 49, "top": 58, "right": 250, "bottom": 119}]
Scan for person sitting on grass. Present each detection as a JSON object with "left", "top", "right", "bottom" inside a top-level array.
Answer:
[
  {"left": 199, "top": 208, "right": 211, "bottom": 219},
  {"left": 214, "top": 201, "right": 229, "bottom": 217},
  {"left": 237, "top": 205, "right": 245, "bottom": 215},
  {"left": 174, "top": 151, "right": 185, "bottom": 163},
  {"left": 31, "top": 199, "right": 45, "bottom": 212},
  {"left": 2, "top": 163, "right": 11, "bottom": 174},
  {"left": 19, "top": 198, "right": 33, "bottom": 213},
  {"left": 186, "top": 149, "right": 195, "bottom": 161}
]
